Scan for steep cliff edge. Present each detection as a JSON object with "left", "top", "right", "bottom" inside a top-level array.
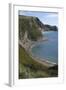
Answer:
[
  {"left": 19, "top": 15, "right": 43, "bottom": 41},
  {"left": 19, "top": 15, "right": 58, "bottom": 41}
]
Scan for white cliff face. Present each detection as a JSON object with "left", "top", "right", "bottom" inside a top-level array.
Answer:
[
  {"left": 19, "top": 31, "right": 32, "bottom": 51},
  {"left": 24, "top": 31, "right": 28, "bottom": 41}
]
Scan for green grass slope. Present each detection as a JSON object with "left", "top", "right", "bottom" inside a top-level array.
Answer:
[
  {"left": 19, "top": 45, "right": 58, "bottom": 79},
  {"left": 19, "top": 15, "right": 58, "bottom": 41},
  {"left": 19, "top": 15, "right": 42, "bottom": 41}
]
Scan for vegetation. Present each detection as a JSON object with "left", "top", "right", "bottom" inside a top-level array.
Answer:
[
  {"left": 44, "top": 24, "right": 58, "bottom": 31},
  {"left": 19, "top": 15, "right": 58, "bottom": 79},
  {"left": 19, "top": 45, "right": 58, "bottom": 79},
  {"left": 19, "top": 15, "right": 42, "bottom": 41},
  {"left": 19, "top": 15, "right": 58, "bottom": 40}
]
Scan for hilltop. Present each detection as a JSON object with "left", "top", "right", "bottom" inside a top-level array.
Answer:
[
  {"left": 19, "top": 15, "right": 58, "bottom": 79},
  {"left": 19, "top": 15, "right": 58, "bottom": 41},
  {"left": 19, "top": 15, "right": 43, "bottom": 41}
]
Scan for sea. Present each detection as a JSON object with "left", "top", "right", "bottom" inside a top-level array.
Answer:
[{"left": 31, "top": 31, "right": 58, "bottom": 64}]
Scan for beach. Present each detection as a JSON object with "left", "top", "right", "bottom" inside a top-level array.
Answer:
[{"left": 19, "top": 31, "right": 57, "bottom": 68}]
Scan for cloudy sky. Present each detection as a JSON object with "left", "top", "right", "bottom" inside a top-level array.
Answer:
[{"left": 19, "top": 10, "right": 58, "bottom": 27}]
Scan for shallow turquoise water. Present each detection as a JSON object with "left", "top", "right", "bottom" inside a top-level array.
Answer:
[{"left": 31, "top": 31, "right": 58, "bottom": 64}]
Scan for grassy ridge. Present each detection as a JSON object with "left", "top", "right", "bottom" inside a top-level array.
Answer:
[
  {"left": 19, "top": 15, "right": 42, "bottom": 41},
  {"left": 19, "top": 15, "right": 58, "bottom": 41},
  {"left": 19, "top": 45, "right": 58, "bottom": 79}
]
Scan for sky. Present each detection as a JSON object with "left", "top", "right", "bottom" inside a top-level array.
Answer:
[{"left": 19, "top": 10, "right": 58, "bottom": 27}]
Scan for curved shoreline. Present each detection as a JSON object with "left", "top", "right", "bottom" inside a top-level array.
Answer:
[
  {"left": 19, "top": 35, "right": 57, "bottom": 67},
  {"left": 28, "top": 39, "right": 57, "bottom": 67}
]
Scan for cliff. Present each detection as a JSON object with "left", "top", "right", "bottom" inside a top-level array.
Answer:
[
  {"left": 19, "top": 15, "right": 58, "bottom": 41},
  {"left": 19, "top": 15, "right": 43, "bottom": 41}
]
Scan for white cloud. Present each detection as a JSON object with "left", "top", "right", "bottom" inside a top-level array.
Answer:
[{"left": 46, "top": 13, "right": 58, "bottom": 18}]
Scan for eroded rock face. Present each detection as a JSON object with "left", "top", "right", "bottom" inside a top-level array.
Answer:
[
  {"left": 19, "top": 15, "right": 58, "bottom": 51},
  {"left": 19, "top": 15, "right": 58, "bottom": 41},
  {"left": 19, "top": 15, "right": 43, "bottom": 41}
]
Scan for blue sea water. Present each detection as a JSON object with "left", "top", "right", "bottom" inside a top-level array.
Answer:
[{"left": 31, "top": 31, "right": 58, "bottom": 64}]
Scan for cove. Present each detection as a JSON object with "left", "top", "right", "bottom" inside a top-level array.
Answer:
[{"left": 31, "top": 31, "right": 58, "bottom": 64}]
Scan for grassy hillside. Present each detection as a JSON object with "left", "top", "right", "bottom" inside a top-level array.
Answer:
[
  {"left": 19, "top": 45, "right": 58, "bottom": 79},
  {"left": 19, "top": 15, "right": 58, "bottom": 41},
  {"left": 44, "top": 24, "right": 58, "bottom": 31},
  {"left": 19, "top": 15, "right": 58, "bottom": 79},
  {"left": 19, "top": 15, "right": 42, "bottom": 41}
]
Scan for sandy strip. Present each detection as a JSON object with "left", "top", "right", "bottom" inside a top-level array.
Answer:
[
  {"left": 19, "top": 38, "right": 57, "bottom": 68},
  {"left": 28, "top": 41, "right": 57, "bottom": 68}
]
